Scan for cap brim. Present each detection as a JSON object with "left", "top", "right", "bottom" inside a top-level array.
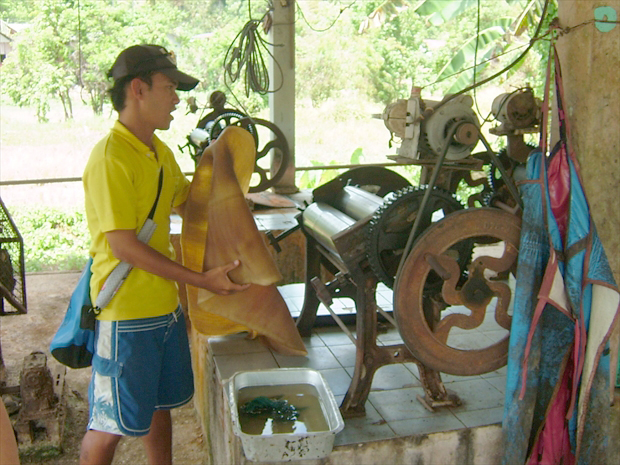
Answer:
[{"left": 159, "top": 68, "right": 199, "bottom": 91}]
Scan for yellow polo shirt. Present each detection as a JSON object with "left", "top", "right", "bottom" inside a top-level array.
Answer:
[{"left": 83, "top": 121, "right": 191, "bottom": 320}]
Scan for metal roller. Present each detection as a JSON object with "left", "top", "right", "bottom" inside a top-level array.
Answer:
[
  {"left": 302, "top": 185, "right": 385, "bottom": 255},
  {"left": 301, "top": 203, "right": 356, "bottom": 255},
  {"left": 331, "top": 186, "right": 385, "bottom": 221}
]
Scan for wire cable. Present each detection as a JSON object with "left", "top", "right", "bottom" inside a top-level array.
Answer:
[
  {"left": 472, "top": 0, "right": 483, "bottom": 119},
  {"left": 223, "top": 17, "right": 283, "bottom": 97},
  {"left": 295, "top": 0, "right": 356, "bottom": 32}
]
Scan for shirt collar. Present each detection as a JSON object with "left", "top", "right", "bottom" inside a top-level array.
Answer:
[{"left": 112, "top": 120, "right": 165, "bottom": 159}]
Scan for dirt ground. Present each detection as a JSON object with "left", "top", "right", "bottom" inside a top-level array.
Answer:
[{"left": 0, "top": 271, "right": 207, "bottom": 465}]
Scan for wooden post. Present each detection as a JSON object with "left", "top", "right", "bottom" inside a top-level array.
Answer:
[
  {"left": 556, "top": 0, "right": 620, "bottom": 283},
  {"left": 269, "top": 0, "right": 298, "bottom": 194}
]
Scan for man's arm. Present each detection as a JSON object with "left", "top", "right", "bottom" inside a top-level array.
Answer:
[
  {"left": 105, "top": 229, "right": 250, "bottom": 295},
  {"left": 172, "top": 202, "right": 186, "bottom": 218}
]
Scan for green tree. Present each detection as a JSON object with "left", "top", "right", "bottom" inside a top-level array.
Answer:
[
  {"left": 2, "top": 0, "right": 78, "bottom": 121},
  {"left": 2, "top": 0, "right": 191, "bottom": 118},
  {"left": 74, "top": 0, "right": 188, "bottom": 115},
  {"left": 0, "top": 0, "right": 38, "bottom": 22}
]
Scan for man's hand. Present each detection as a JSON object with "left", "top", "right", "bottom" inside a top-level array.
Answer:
[
  {"left": 105, "top": 230, "right": 250, "bottom": 295},
  {"left": 199, "top": 260, "right": 252, "bottom": 295}
]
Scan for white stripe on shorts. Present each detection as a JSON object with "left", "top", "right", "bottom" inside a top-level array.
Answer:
[{"left": 88, "top": 320, "right": 123, "bottom": 435}]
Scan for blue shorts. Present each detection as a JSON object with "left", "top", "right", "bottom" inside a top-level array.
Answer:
[{"left": 87, "top": 306, "right": 194, "bottom": 436}]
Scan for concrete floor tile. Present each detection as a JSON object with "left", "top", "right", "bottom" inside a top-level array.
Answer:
[
  {"left": 316, "top": 327, "right": 356, "bottom": 346},
  {"left": 328, "top": 343, "right": 357, "bottom": 368},
  {"left": 440, "top": 373, "right": 483, "bottom": 384},
  {"left": 447, "top": 332, "right": 497, "bottom": 350},
  {"left": 376, "top": 327, "right": 404, "bottom": 345},
  {"left": 480, "top": 366, "right": 508, "bottom": 379},
  {"left": 371, "top": 364, "right": 420, "bottom": 391},
  {"left": 453, "top": 406, "right": 504, "bottom": 428},
  {"left": 302, "top": 333, "right": 326, "bottom": 347},
  {"left": 484, "top": 376, "right": 507, "bottom": 394},
  {"left": 283, "top": 297, "right": 301, "bottom": 317},
  {"left": 388, "top": 413, "right": 465, "bottom": 436},
  {"left": 273, "top": 346, "right": 342, "bottom": 370},
  {"left": 319, "top": 367, "right": 353, "bottom": 397},
  {"left": 375, "top": 291, "right": 393, "bottom": 307},
  {"left": 368, "top": 387, "right": 439, "bottom": 422},
  {"left": 481, "top": 329, "right": 510, "bottom": 343},
  {"left": 277, "top": 282, "right": 306, "bottom": 298},
  {"left": 448, "top": 378, "right": 506, "bottom": 411}
]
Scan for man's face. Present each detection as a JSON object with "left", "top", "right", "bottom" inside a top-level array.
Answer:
[{"left": 141, "top": 72, "right": 180, "bottom": 131}]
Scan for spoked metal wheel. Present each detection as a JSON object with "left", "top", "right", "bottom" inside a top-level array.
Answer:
[
  {"left": 214, "top": 117, "right": 290, "bottom": 193},
  {"left": 207, "top": 111, "right": 256, "bottom": 143},
  {"left": 394, "top": 208, "right": 521, "bottom": 375}
]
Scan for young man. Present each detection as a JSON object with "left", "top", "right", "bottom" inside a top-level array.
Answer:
[{"left": 80, "top": 44, "right": 250, "bottom": 465}]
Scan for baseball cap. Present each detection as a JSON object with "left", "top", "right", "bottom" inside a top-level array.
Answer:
[{"left": 107, "top": 44, "right": 199, "bottom": 91}]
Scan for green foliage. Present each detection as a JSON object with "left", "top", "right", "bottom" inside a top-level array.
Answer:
[
  {"left": 296, "top": 147, "right": 366, "bottom": 190},
  {"left": 390, "top": 165, "right": 422, "bottom": 186},
  {"left": 415, "top": 0, "right": 478, "bottom": 26},
  {"left": 455, "top": 177, "right": 486, "bottom": 207},
  {"left": 351, "top": 0, "right": 556, "bottom": 101},
  {"left": 0, "top": 0, "right": 38, "bottom": 21},
  {"left": 12, "top": 207, "right": 90, "bottom": 272},
  {"left": 437, "top": 18, "right": 514, "bottom": 93},
  {"left": 295, "top": 1, "right": 377, "bottom": 106},
  {"left": 1, "top": 0, "right": 555, "bottom": 122},
  {"left": 296, "top": 161, "right": 340, "bottom": 190}
]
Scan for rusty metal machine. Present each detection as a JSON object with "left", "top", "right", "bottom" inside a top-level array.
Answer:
[
  {"left": 287, "top": 88, "right": 540, "bottom": 418},
  {"left": 187, "top": 87, "right": 541, "bottom": 418},
  {"left": 13, "top": 352, "right": 66, "bottom": 448},
  {"left": 293, "top": 167, "right": 521, "bottom": 417}
]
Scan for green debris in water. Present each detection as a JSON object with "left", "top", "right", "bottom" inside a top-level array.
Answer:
[{"left": 240, "top": 396, "right": 300, "bottom": 422}]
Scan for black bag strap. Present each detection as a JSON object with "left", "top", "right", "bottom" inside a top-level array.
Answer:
[
  {"left": 92, "top": 167, "right": 165, "bottom": 313},
  {"left": 147, "top": 168, "right": 164, "bottom": 220}
]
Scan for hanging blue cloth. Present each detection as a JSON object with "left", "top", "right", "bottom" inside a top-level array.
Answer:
[{"left": 501, "top": 44, "right": 619, "bottom": 465}]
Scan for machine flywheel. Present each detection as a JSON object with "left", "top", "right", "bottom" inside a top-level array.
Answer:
[{"left": 394, "top": 208, "right": 521, "bottom": 376}]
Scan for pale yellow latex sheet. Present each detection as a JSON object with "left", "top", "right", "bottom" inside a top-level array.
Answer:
[{"left": 181, "top": 126, "right": 307, "bottom": 356}]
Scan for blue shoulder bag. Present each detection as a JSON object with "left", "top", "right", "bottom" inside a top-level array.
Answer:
[{"left": 50, "top": 259, "right": 96, "bottom": 368}]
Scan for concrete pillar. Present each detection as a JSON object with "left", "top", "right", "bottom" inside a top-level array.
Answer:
[
  {"left": 556, "top": 0, "right": 620, "bottom": 283},
  {"left": 269, "top": 0, "right": 298, "bottom": 194},
  {"left": 556, "top": 0, "right": 620, "bottom": 397}
]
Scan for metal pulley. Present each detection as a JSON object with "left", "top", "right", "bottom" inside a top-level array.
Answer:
[
  {"left": 382, "top": 99, "right": 409, "bottom": 138},
  {"left": 422, "top": 95, "right": 480, "bottom": 160},
  {"left": 381, "top": 91, "right": 480, "bottom": 160}
]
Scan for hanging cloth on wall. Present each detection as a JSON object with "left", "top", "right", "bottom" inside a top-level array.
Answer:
[{"left": 501, "top": 42, "right": 620, "bottom": 465}]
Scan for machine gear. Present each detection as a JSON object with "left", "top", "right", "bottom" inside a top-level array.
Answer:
[{"left": 366, "top": 186, "right": 464, "bottom": 289}]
